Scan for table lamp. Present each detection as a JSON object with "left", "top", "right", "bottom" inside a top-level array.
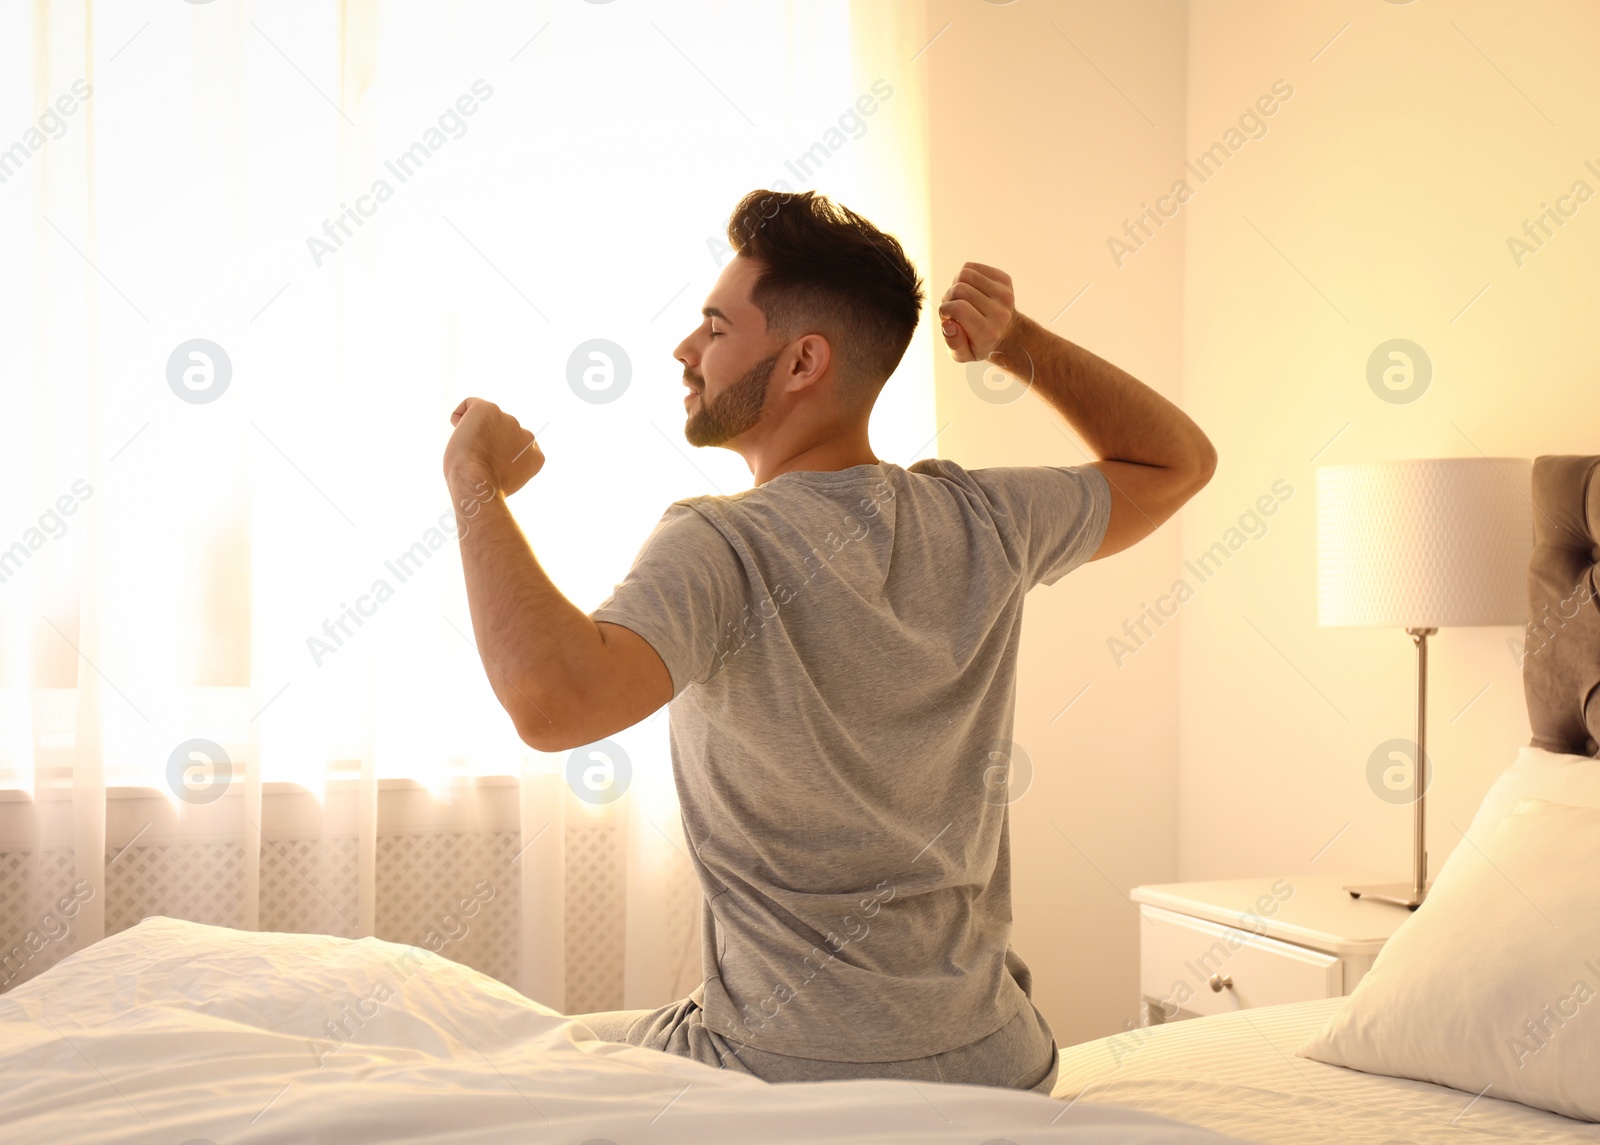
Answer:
[{"left": 1316, "top": 457, "right": 1533, "bottom": 908}]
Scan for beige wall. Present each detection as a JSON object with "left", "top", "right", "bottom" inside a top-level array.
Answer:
[
  {"left": 924, "top": 0, "right": 1189, "bottom": 1046},
  {"left": 1177, "top": 1, "right": 1600, "bottom": 884},
  {"left": 925, "top": 0, "right": 1600, "bottom": 1047}
]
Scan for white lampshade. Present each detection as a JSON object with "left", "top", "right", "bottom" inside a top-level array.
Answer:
[{"left": 1317, "top": 458, "right": 1533, "bottom": 629}]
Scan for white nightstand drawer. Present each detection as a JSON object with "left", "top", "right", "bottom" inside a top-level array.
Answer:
[{"left": 1140, "top": 904, "right": 1342, "bottom": 1018}]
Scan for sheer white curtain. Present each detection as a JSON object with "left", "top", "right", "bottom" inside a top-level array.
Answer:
[{"left": 0, "top": 0, "right": 934, "bottom": 1011}]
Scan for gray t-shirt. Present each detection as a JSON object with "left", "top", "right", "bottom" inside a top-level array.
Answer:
[{"left": 591, "top": 457, "right": 1111, "bottom": 1061}]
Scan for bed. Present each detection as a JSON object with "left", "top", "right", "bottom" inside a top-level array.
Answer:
[
  {"left": 1051, "top": 452, "right": 1600, "bottom": 1144},
  {"left": 1051, "top": 997, "right": 1600, "bottom": 1144},
  {"left": 0, "top": 915, "right": 1246, "bottom": 1144}
]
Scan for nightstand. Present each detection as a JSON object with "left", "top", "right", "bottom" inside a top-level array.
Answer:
[{"left": 1129, "top": 874, "right": 1414, "bottom": 1025}]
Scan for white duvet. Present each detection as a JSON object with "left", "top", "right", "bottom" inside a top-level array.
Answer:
[{"left": 0, "top": 917, "right": 1246, "bottom": 1145}]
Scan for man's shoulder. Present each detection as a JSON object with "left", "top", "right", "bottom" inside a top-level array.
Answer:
[
  {"left": 905, "top": 456, "right": 963, "bottom": 480},
  {"left": 911, "top": 457, "right": 1097, "bottom": 483},
  {"left": 637, "top": 498, "right": 762, "bottom": 579},
  {"left": 903, "top": 456, "right": 996, "bottom": 500},
  {"left": 903, "top": 456, "right": 1005, "bottom": 502},
  {"left": 626, "top": 498, "right": 733, "bottom": 558}
]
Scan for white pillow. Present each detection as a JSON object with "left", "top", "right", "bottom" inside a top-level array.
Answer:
[
  {"left": 1431, "top": 745, "right": 1600, "bottom": 887},
  {"left": 1300, "top": 798, "right": 1600, "bottom": 1122}
]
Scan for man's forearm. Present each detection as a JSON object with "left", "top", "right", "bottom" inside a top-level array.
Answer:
[
  {"left": 990, "top": 313, "right": 1215, "bottom": 479},
  {"left": 447, "top": 469, "right": 598, "bottom": 744}
]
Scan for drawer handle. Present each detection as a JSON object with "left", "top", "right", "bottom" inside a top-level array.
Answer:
[{"left": 1208, "top": 973, "right": 1234, "bottom": 993}]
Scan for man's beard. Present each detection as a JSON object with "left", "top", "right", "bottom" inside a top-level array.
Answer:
[{"left": 684, "top": 350, "right": 781, "bottom": 448}]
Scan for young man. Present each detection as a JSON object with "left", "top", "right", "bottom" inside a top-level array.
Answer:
[{"left": 441, "top": 190, "right": 1215, "bottom": 1092}]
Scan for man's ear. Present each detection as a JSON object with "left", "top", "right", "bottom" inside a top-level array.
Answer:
[{"left": 780, "top": 332, "right": 832, "bottom": 397}]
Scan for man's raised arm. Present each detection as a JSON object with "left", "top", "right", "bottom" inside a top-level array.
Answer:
[
  {"left": 938, "top": 262, "right": 1216, "bottom": 559},
  {"left": 442, "top": 398, "right": 672, "bottom": 751}
]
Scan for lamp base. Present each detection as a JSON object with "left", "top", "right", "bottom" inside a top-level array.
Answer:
[{"left": 1345, "top": 882, "right": 1428, "bottom": 910}]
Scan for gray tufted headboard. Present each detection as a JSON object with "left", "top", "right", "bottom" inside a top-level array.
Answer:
[{"left": 1523, "top": 455, "right": 1600, "bottom": 758}]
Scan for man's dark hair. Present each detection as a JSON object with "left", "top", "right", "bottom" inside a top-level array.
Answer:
[{"left": 725, "top": 189, "right": 925, "bottom": 410}]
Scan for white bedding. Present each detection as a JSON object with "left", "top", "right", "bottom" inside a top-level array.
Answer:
[
  {"left": 0, "top": 917, "right": 1244, "bottom": 1145},
  {"left": 1052, "top": 997, "right": 1600, "bottom": 1145}
]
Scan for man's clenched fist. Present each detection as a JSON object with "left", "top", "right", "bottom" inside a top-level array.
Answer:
[
  {"left": 938, "top": 262, "right": 1020, "bottom": 364},
  {"left": 443, "top": 398, "right": 544, "bottom": 496}
]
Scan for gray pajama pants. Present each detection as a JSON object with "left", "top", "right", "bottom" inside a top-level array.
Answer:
[{"left": 568, "top": 995, "right": 1060, "bottom": 1094}]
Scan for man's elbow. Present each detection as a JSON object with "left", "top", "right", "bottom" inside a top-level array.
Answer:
[
  {"left": 1152, "top": 439, "right": 1216, "bottom": 525},
  {"left": 1188, "top": 437, "right": 1218, "bottom": 493},
  {"left": 515, "top": 717, "right": 573, "bottom": 754},
  {"left": 506, "top": 686, "right": 580, "bottom": 754}
]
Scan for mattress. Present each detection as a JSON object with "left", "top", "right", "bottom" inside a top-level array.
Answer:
[
  {"left": 0, "top": 916, "right": 1249, "bottom": 1145},
  {"left": 1051, "top": 997, "right": 1600, "bottom": 1145}
]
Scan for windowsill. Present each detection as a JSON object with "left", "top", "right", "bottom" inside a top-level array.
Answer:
[{"left": 0, "top": 775, "right": 523, "bottom": 802}]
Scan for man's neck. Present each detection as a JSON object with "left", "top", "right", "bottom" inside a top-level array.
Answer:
[{"left": 746, "top": 432, "right": 879, "bottom": 487}]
